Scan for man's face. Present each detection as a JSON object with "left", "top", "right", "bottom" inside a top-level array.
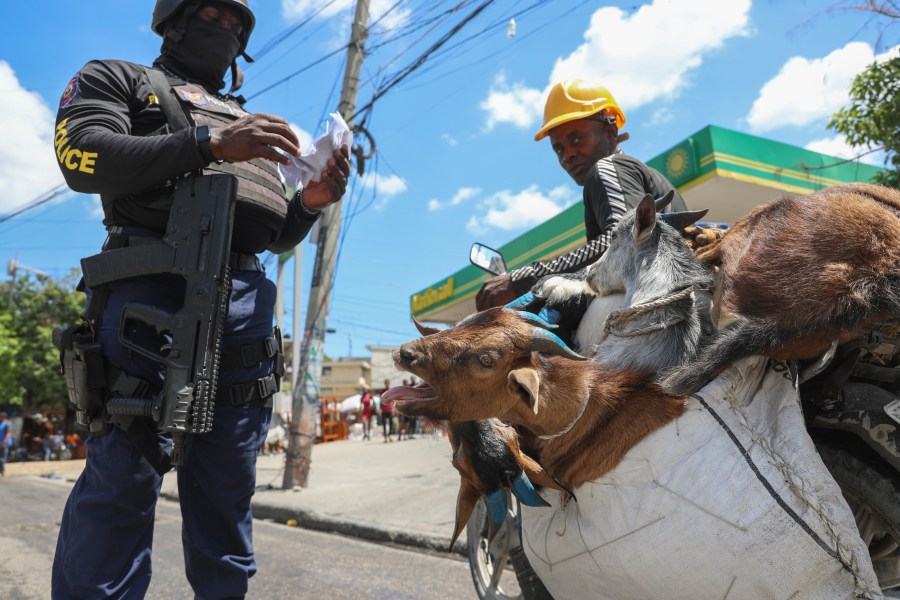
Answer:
[
  {"left": 196, "top": 4, "right": 244, "bottom": 36},
  {"left": 548, "top": 118, "right": 617, "bottom": 186}
]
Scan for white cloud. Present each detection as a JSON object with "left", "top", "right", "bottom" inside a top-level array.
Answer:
[
  {"left": 362, "top": 172, "right": 407, "bottom": 195},
  {"left": 481, "top": 0, "right": 751, "bottom": 131},
  {"left": 747, "top": 43, "right": 899, "bottom": 132},
  {"left": 428, "top": 186, "right": 481, "bottom": 211},
  {"left": 0, "top": 61, "right": 65, "bottom": 214},
  {"left": 465, "top": 184, "right": 578, "bottom": 235},
  {"left": 480, "top": 73, "right": 544, "bottom": 132},
  {"left": 648, "top": 107, "right": 674, "bottom": 126},
  {"left": 282, "top": 0, "right": 351, "bottom": 22},
  {"left": 441, "top": 133, "right": 458, "bottom": 147},
  {"left": 804, "top": 134, "right": 885, "bottom": 166},
  {"left": 281, "top": 0, "right": 410, "bottom": 31},
  {"left": 359, "top": 172, "right": 408, "bottom": 210}
]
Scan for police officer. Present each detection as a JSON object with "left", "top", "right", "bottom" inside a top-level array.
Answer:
[
  {"left": 475, "top": 79, "right": 687, "bottom": 309},
  {"left": 51, "top": 2, "right": 350, "bottom": 598}
]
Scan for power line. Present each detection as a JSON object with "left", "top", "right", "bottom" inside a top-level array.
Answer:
[
  {"left": 246, "top": 44, "right": 350, "bottom": 101},
  {"left": 351, "top": 0, "right": 496, "bottom": 122},
  {"left": 250, "top": 0, "right": 344, "bottom": 62},
  {"left": 0, "top": 184, "right": 69, "bottom": 225}
]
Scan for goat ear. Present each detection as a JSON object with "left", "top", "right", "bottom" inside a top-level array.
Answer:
[
  {"left": 450, "top": 480, "right": 481, "bottom": 551},
  {"left": 633, "top": 194, "right": 657, "bottom": 245},
  {"left": 412, "top": 318, "right": 441, "bottom": 337},
  {"left": 508, "top": 367, "right": 541, "bottom": 414}
]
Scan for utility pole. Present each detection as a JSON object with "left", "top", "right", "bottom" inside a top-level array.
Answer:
[{"left": 284, "top": 0, "right": 369, "bottom": 489}]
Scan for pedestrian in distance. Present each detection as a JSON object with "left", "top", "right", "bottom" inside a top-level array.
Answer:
[
  {"left": 475, "top": 79, "right": 687, "bottom": 310},
  {"left": 50, "top": 1, "right": 350, "bottom": 598},
  {"left": 380, "top": 379, "right": 395, "bottom": 443},
  {"left": 0, "top": 412, "right": 12, "bottom": 477},
  {"left": 359, "top": 387, "right": 375, "bottom": 441}
]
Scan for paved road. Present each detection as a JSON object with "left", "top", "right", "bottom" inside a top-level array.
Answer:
[{"left": 0, "top": 475, "right": 481, "bottom": 599}]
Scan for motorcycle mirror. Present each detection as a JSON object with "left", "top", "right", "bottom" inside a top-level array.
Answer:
[{"left": 470, "top": 243, "right": 507, "bottom": 276}]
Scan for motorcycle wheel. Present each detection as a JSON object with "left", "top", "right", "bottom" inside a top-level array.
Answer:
[
  {"left": 467, "top": 494, "right": 523, "bottom": 600},
  {"left": 814, "top": 434, "right": 900, "bottom": 590}
]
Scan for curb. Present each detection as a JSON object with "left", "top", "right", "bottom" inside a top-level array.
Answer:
[{"left": 159, "top": 490, "right": 468, "bottom": 557}]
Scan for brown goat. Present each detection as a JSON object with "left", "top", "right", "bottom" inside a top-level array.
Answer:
[
  {"left": 384, "top": 308, "right": 687, "bottom": 490},
  {"left": 661, "top": 182, "right": 900, "bottom": 395}
]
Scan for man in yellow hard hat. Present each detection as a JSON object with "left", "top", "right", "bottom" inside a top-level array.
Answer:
[{"left": 476, "top": 79, "right": 687, "bottom": 309}]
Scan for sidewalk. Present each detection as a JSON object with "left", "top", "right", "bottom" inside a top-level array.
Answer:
[{"left": 4, "top": 431, "right": 466, "bottom": 554}]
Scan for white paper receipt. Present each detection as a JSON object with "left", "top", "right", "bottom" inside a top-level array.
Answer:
[{"left": 279, "top": 112, "right": 354, "bottom": 190}]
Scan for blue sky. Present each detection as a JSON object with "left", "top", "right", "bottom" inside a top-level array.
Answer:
[{"left": 0, "top": 0, "right": 896, "bottom": 358}]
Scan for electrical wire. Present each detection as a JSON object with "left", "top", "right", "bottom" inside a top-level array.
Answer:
[
  {"left": 0, "top": 184, "right": 69, "bottom": 225},
  {"left": 251, "top": 0, "right": 344, "bottom": 62},
  {"left": 246, "top": 43, "right": 350, "bottom": 101},
  {"left": 351, "top": 0, "right": 496, "bottom": 122}
]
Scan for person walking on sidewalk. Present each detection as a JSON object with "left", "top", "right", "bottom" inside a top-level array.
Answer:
[
  {"left": 359, "top": 388, "right": 375, "bottom": 441},
  {"left": 0, "top": 412, "right": 11, "bottom": 477},
  {"left": 379, "top": 380, "right": 395, "bottom": 442},
  {"left": 50, "top": 1, "right": 349, "bottom": 598}
]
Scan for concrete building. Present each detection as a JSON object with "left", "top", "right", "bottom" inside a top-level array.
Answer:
[
  {"left": 319, "top": 357, "right": 371, "bottom": 400},
  {"left": 409, "top": 124, "right": 884, "bottom": 324},
  {"left": 367, "top": 345, "right": 410, "bottom": 392}
]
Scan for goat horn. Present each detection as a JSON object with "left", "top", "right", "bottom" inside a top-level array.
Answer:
[
  {"left": 530, "top": 328, "right": 587, "bottom": 360},
  {"left": 654, "top": 189, "right": 675, "bottom": 212},
  {"left": 412, "top": 317, "right": 441, "bottom": 337},
  {"left": 660, "top": 208, "right": 710, "bottom": 231},
  {"left": 505, "top": 291, "right": 536, "bottom": 310},
  {"left": 518, "top": 310, "right": 559, "bottom": 330}
]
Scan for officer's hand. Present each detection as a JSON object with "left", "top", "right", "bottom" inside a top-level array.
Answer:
[
  {"left": 301, "top": 145, "right": 351, "bottom": 210},
  {"left": 209, "top": 113, "right": 300, "bottom": 165},
  {"left": 475, "top": 274, "right": 518, "bottom": 311}
]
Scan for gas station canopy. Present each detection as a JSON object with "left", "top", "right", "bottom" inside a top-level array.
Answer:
[{"left": 410, "top": 124, "right": 884, "bottom": 324}]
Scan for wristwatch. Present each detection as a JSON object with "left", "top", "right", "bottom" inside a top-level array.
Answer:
[{"left": 195, "top": 125, "right": 218, "bottom": 164}]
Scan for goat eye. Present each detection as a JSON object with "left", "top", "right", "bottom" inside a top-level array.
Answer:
[{"left": 479, "top": 354, "right": 495, "bottom": 367}]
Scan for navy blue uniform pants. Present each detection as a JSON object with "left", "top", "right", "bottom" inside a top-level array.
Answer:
[{"left": 52, "top": 266, "right": 276, "bottom": 600}]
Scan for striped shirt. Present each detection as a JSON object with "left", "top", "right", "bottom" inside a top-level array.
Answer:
[{"left": 509, "top": 154, "right": 686, "bottom": 294}]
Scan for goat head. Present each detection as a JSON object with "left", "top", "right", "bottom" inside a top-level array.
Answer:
[{"left": 386, "top": 308, "right": 585, "bottom": 423}]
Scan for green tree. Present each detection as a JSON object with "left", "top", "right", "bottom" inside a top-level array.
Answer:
[
  {"left": 1, "top": 270, "right": 84, "bottom": 410},
  {"left": 0, "top": 312, "right": 26, "bottom": 405},
  {"left": 829, "top": 54, "right": 900, "bottom": 188}
]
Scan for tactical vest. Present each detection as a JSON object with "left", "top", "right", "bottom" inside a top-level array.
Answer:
[{"left": 171, "top": 82, "right": 289, "bottom": 233}]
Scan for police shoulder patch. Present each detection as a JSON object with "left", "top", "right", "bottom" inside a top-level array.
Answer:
[{"left": 59, "top": 75, "right": 79, "bottom": 108}]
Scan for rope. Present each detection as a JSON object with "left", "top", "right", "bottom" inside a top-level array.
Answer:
[
  {"left": 599, "top": 286, "right": 696, "bottom": 341},
  {"left": 538, "top": 392, "right": 589, "bottom": 441}
]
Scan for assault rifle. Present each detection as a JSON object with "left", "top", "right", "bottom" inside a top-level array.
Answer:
[{"left": 79, "top": 173, "right": 237, "bottom": 464}]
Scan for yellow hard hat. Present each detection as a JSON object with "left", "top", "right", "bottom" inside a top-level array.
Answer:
[{"left": 534, "top": 79, "right": 626, "bottom": 141}]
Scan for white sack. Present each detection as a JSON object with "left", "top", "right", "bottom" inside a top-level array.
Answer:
[{"left": 522, "top": 355, "right": 882, "bottom": 600}]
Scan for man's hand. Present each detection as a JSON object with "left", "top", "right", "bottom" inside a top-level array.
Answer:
[
  {"left": 209, "top": 113, "right": 300, "bottom": 165},
  {"left": 302, "top": 145, "right": 351, "bottom": 210},
  {"left": 475, "top": 273, "right": 519, "bottom": 311}
]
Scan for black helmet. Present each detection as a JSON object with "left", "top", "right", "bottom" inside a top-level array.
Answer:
[{"left": 152, "top": 0, "right": 255, "bottom": 54}]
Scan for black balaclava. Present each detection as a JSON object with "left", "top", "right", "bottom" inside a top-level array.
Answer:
[{"left": 157, "top": 15, "right": 241, "bottom": 92}]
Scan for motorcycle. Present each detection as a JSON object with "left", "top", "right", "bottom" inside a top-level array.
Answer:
[{"left": 466, "top": 242, "right": 900, "bottom": 599}]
